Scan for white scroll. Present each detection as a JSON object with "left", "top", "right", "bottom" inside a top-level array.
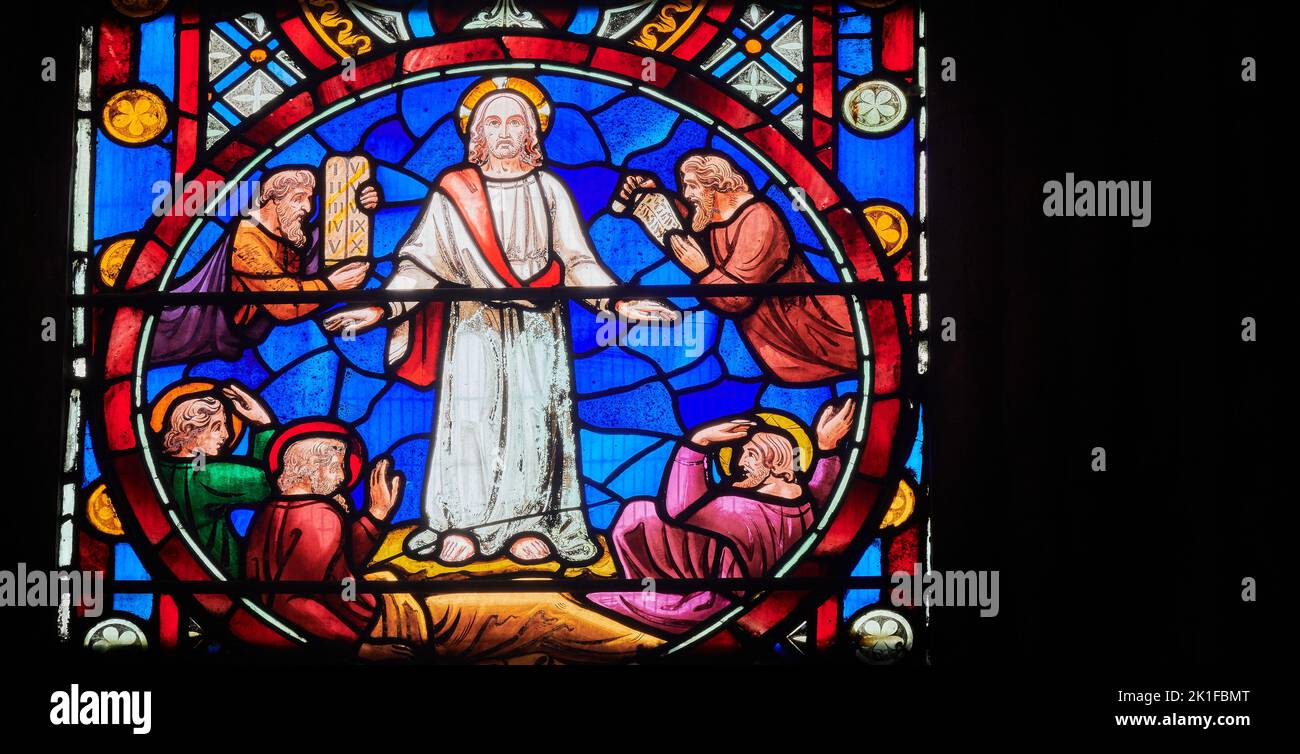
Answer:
[{"left": 616, "top": 191, "right": 683, "bottom": 245}]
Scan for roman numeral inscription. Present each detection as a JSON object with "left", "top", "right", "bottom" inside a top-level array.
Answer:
[{"left": 323, "top": 154, "right": 372, "bottom": 265}]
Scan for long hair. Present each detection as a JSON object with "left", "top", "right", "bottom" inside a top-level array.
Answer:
[
  {"left": 680, "top": 153, "right": 749, "bottom": 193},
  {"left": 466, "top": 90, "right": 544, "bottom": 167},
  {"left": 277, "top": 438, "right": 345, "bottom": 492},
  {"left": 256, "top": 169, "right": 315, "bottom": 208},
  {"left": 162, "top": 396, "right": 224, "bottom": 455}
]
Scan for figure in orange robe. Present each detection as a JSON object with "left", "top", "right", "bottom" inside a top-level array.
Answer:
[{"left": 151, "top": 168, "right": 374, "bottom": 365}]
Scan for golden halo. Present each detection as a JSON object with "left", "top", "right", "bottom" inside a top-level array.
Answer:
[
  {"left": 148, "top": 381, "right": 244, "bottom": 448},
  {"left": 718, "top": 412, "right": 814, "bottom": 477},
  {"left": 456, "top": 77, "right": 552, "bottom": 134}
]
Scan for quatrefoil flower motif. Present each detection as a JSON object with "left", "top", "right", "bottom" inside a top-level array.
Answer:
[
  {"left": 859, "top": 617, "right": 905, "bottom": 658},
  {"left": 856, "top": 88, "right": 899, "bottom": 127},
  {"left": 110, "top": 98, "right": 160, "bottom": 139},
  {"left": 90, "top": 625, "right": 141, "bottom": 652}
]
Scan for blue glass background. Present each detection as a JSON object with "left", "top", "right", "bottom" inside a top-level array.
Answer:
[{"left": 129, "top": 72, "right": 866, "bottom": 531}]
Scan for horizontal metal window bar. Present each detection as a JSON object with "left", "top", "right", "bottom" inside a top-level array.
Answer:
[
  {"left": 70, "top": 280, "right": 929, "bottom": 307},
  {"left": 97, "top": 576, "right": 895, "bottom": 594}
]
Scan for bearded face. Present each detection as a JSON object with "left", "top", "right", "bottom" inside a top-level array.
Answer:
[
  {"left": 258, "top": 172, "right": 314, "bottom": 248},
  {"left": 730, "top": 432, "right": 797, "bottom": 490},
  {"left": 732, "top": 442, "right": 771, "bottom": 489},
  {"left": 309, "top": 452, "right": 346, "bottom": 496},
  {"left": 274, "top": 196, "right": 310, "bottom": 249},
  {"left": 469, "top": 93, "right": 543, "bottom": 168},
  {"left": 493, "top": 133, "right": 522, "bottom": 159},
  {"left": 488, "top": 122, "right": 524, "bottom": 159},
  {"left": 681, "top": 171, "right": 717, "bottom": 232},
  {"left": 278, "top": 440, "right": 347, "bottom": 496},
  {"left": 689, "top": 186, "right": 717, "bottom": 232}
]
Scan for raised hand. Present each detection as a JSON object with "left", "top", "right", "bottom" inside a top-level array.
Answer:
[
  {"left": 815, "top": 397, "right": 856, "bottom": 451},
  {"left": 222, "top": 383, "right": 273, "bottom": 425},
  {"left": 326, "top": 260, "right": 370, "bottom": 290},
  {"left": 614, "top": 298, "right": 679, "bottom": 323},
  {"left": 366, "top": 457, "right": 403, "bottom": 522},
  {"left": 691, "top": 418, "right": 756, "bottom": 447},
  {"left": 617, "top": 173, "right": 657, "bottom": 203},
  {"left": 323, "top": 305, "right": 385, "bottom": 335}
]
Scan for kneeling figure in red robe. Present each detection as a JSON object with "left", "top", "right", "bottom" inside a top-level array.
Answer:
[{"left": 244, "top": 420, "right": 403, "bottom": 647}]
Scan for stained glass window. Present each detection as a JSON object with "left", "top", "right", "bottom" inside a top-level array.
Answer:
[{"left": 62, "top": 0, "right": 927, "bottom": 664}]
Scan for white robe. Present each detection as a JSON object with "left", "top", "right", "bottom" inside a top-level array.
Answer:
[{"left": 383, "top": 169, "right": 613, "bottom": 561}]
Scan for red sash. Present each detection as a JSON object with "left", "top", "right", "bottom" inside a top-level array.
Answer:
[{"left": 392, "top": 166, "right": 563, "bottom": 388}]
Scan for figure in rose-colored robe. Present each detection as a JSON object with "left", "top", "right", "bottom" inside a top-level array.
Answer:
[
  {"left": 616, "top": 151, "right": 857, "bottom": 383},
  {"left": 587, "top": 397, "right": 856, "bottom": 635},
  {"left": 243, "top": 420, "right": 403, "bottom": 647}
]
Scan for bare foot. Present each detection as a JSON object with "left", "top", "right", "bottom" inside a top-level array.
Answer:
[
  {"left": 438, "top": 534, "right": 476, "bottom": 564},
  {"left": 509, "top": 536, "right": 553, "bottom": 563}
]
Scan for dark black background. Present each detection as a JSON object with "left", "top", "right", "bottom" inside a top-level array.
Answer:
[{"left": 0, "top": 0, "right": 1279, "bottom": 739}]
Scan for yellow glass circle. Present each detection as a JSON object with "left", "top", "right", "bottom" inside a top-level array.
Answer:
[
  {"left": 879, "top": 478, "right": 916, "bottom": 529},
  {"left": 102, "top": 89, "right": 168, "bottom": 145},
  {"left": 87, "top": 483, "right": 125, "bottom": 537},
  {"left": 863, "top": 204, "right": 910, "bottom": 257},
  {"left": 98, "top": 238, "right": 134, "bottom": 287}
]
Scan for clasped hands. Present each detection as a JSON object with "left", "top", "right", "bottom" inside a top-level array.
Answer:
[{"left": 616, "top": 173, "right": 710, "bottom": 274}]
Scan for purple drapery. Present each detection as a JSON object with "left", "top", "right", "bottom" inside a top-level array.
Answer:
[{"left": 150, "top": 224, "right": 320, "bottom": 365}]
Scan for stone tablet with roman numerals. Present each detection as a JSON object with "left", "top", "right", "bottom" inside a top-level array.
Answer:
[{"left": 322, "top": 154, "right": 371, "bottom": 266}]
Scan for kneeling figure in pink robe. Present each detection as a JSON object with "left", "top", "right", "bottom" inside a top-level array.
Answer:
[{"left": 588, "top": 398, "right": 855, "bottom": 635}]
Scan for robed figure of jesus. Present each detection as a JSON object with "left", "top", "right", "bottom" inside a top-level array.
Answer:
[{"left": 326, "top": 84, "right": 674, "bottom": 565}]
